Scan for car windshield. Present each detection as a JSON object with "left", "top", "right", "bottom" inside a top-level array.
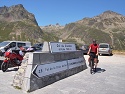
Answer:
[
  {"left": 99, "top": 45, "right": 108, "bottom": 48},
  {"left": 0, "top": 41, "right": 10, "bottom": 47}
]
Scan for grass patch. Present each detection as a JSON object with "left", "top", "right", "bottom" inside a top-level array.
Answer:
[
  {"left": 113, "top": 50, "right": 125, "bottom": 55},
  {"left": 13, "top": 86, "right": 22, "bottom": 90}
]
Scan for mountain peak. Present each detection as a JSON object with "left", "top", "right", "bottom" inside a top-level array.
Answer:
[
  {"left": 95, "top": 10, "right": 123, "bottom": 19},
  {"left": 103, "top": 10, "right": 120, "bottom": 15},
  {"left": 9, "top": 4, "right": 25, "bottom": 11},
  {"left": 0, "top": 4, "right": 37, "bottom": 25},
  {"left": 0, "top": 4, "right": 24, "bottom": 14}
]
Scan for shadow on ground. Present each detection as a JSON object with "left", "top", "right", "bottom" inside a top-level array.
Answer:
[
  {"left": 99, "top": 54, "right": 113, "bottom": 56},
  {"left": 95, "top": 68, "right": 106, "bottom": 73},
  {"left": 5, "top": 68, "right": 19, "bottom": 72}
]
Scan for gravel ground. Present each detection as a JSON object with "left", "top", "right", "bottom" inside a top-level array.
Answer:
[{"left": 0, "top": 54, "right": 125, "bottom": 94}]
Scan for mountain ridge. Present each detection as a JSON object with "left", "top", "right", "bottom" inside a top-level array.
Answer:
[
  {"left": 0, "top": 4, "right": 58, "bottom": 43},
  {"left": 0, "top": 4, "right": 125, "bottom": 50},
  {"left": 0, "top": 4, "right": 38, "bottom": 25},
  {"left": 41, "top": 10, "right": 125, "bottom": 50}
]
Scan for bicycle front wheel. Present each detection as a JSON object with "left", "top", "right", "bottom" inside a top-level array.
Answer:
[
  {"left": 90, "top": 60, "right": 94, "bottom": 74},
  {"left": 1, "top": 62, "right": 9, "bottom": 72}
]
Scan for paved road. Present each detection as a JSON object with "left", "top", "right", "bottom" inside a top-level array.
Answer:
[{"left": 0, "top": 54, "right": 125, "bottom": 94}]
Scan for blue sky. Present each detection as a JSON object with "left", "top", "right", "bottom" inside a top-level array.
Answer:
[{"left": 0, "top": 0, "right": 125, "bottom": 26}]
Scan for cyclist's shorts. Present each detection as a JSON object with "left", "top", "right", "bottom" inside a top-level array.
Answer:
[{"left": 89, "top": 52, "right": 98, "bottom": 59}]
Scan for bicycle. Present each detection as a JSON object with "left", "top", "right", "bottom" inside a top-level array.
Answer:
[{"left": 89, "top": 52, "right": 96, "bottom": 74}]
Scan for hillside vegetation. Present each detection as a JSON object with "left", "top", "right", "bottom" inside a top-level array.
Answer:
[
  {"left": 41, "top": 11, "right": 125, "bottom": 50},
  {"left": 0, "top": 4, "right": 125, "bottom": 50},
  {"left": 0, "top": 4, "right": 58, "bottom": 44}
]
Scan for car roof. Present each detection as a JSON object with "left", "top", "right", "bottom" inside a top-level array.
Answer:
[
  {"left": 99, "top": 43, "right": 110, "bottom": 45},
  {"left": 3, "top": 41, "right": 31, "bottom": 43}
]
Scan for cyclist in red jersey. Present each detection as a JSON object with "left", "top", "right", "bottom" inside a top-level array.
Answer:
[{"left": 87, "top": 39, "right": 99, "bottom": 70}]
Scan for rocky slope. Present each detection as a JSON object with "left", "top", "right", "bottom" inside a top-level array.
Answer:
[
  {"left": 0, "top": 4, "right": 125, "bottom": 50},
  {"left": 0, "top": 4, "right": 38, "bottom": 25},
  {"left": 0, "top": 4, "right": 58, "bottom": 43},
  {"left": 41, "top": 11, "right": 125, "bottom": 50}
]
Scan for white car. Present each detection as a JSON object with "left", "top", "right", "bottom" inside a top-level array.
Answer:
[
  {"left": 0, "top": 41, "right": 31, "bottom": 56},
  {"left": 98, "top": 43, "right": 112, "bottom": 56}
]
